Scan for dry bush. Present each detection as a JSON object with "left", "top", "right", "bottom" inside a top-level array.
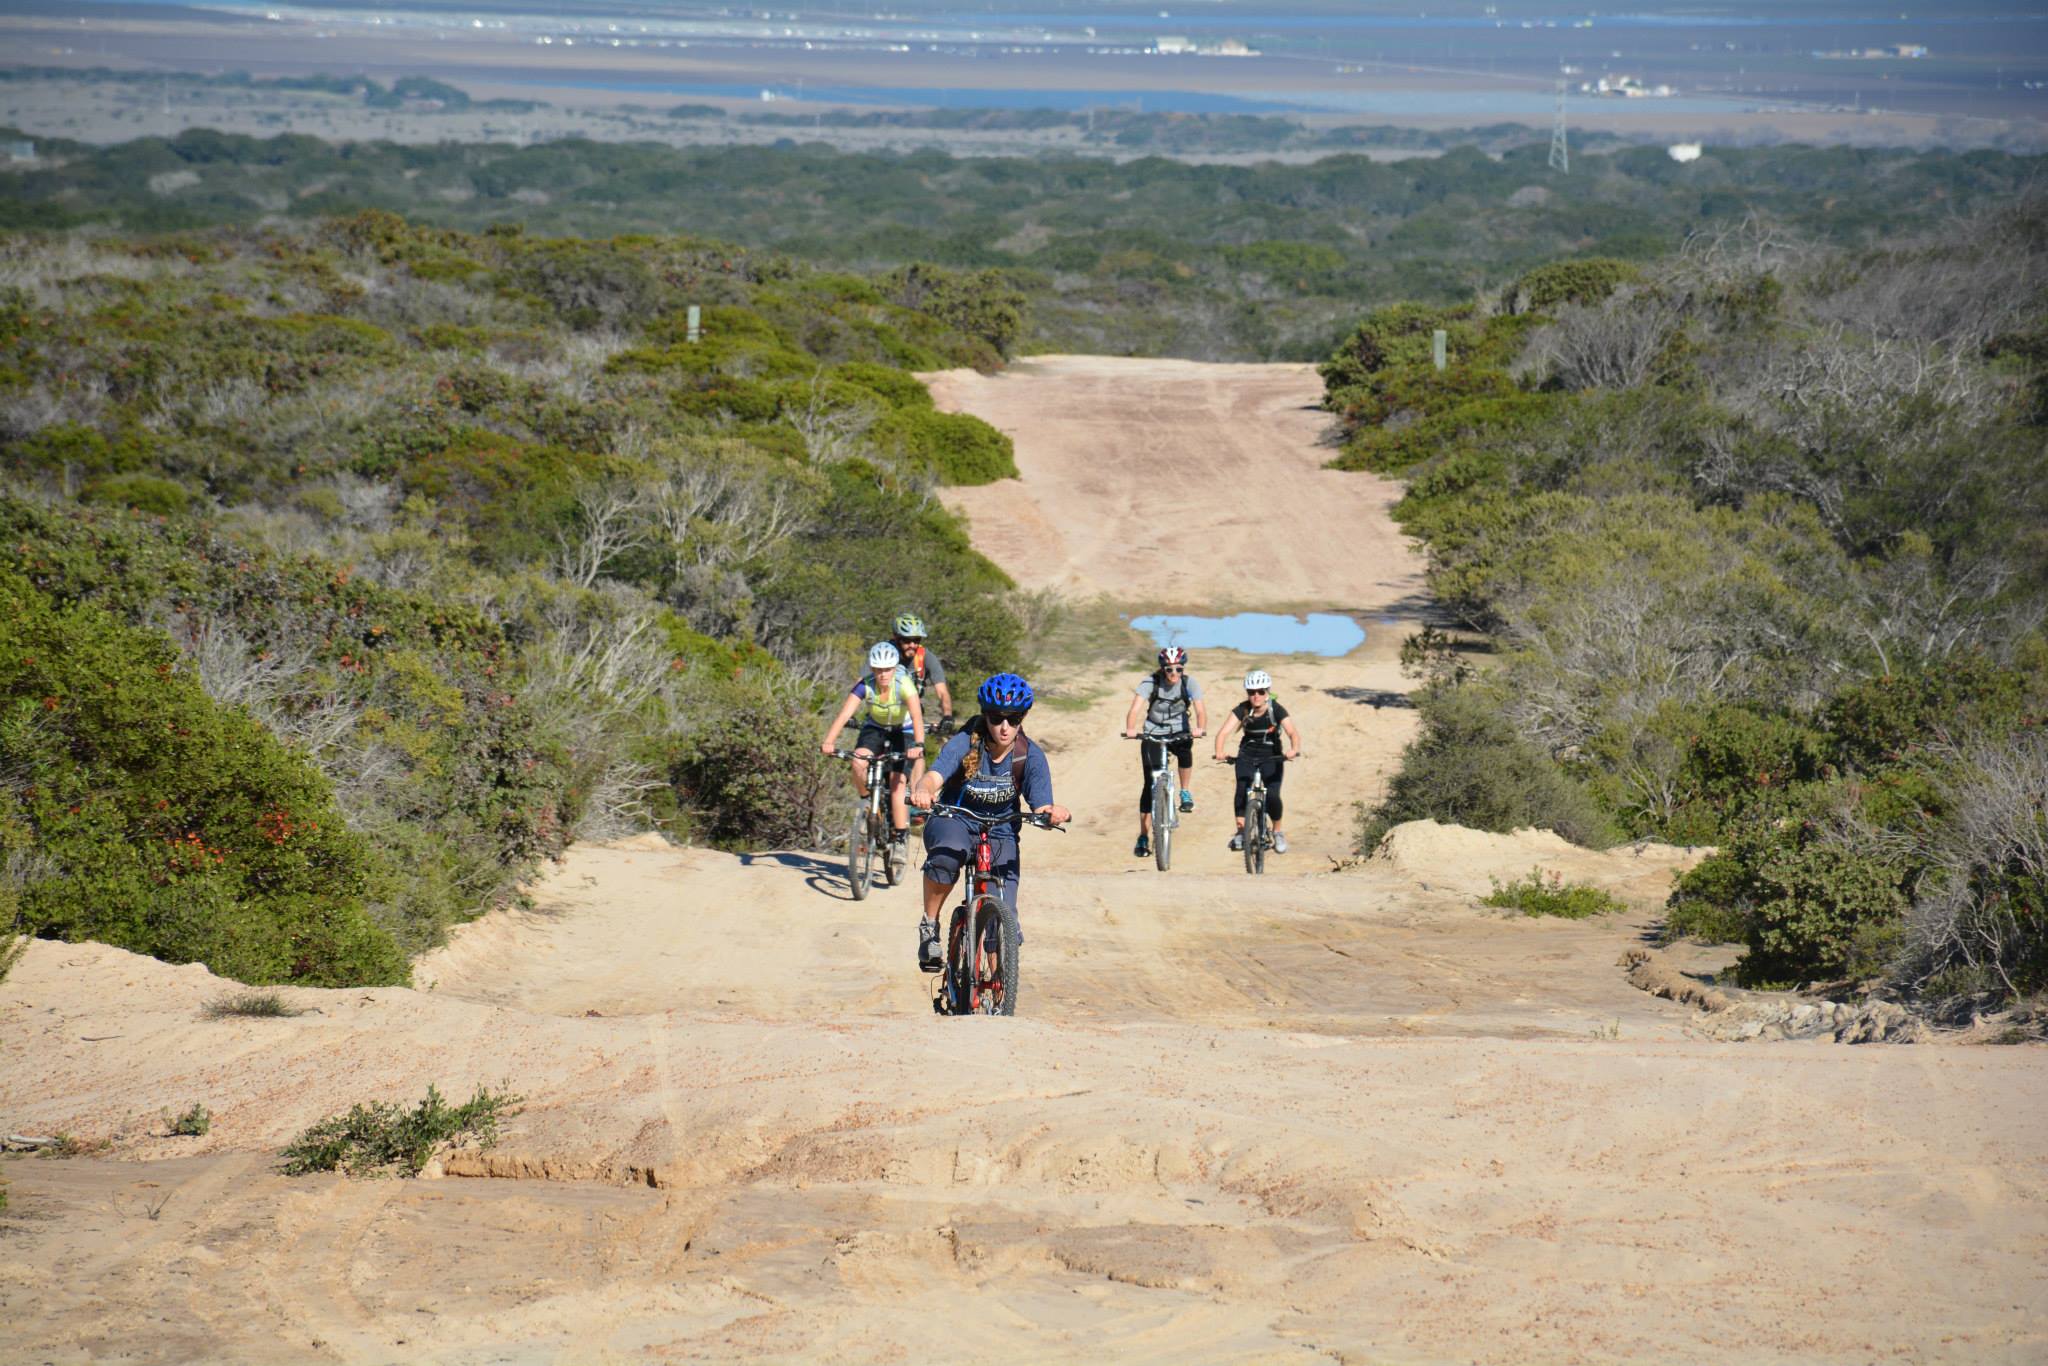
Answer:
[
  {"left": 552, "top": 474, "right": 653, "bottom": 588},
  {"left": 784, "top": 374, "right": 881, "bottom": 466},
  {"left": 1901, "top": 730, "right": 2048, "bottom": 1002},
  {"left": 1520, "top": 287, "right": 1685, "bottom": 391},
  {"left": 570, "top": 758, "right": 665, "bottom": 842},
  {"left": 1, "top": 377, "right": 109, "bottom": 440},
  {"left": 1805, "top": 197, "right": 2048, "bottom": 349}
]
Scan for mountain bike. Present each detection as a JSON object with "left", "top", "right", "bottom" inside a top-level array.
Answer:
[
  {"left": 1219, "top": 756, "right": 1282, "bottom": 875},
  {"left": 1127, "top": 732, "right": 1190, "bottom": 872},
  {"left": 926, "top": 803, "right": 1062, "bottom": 1017},
  {"left": 834, "top": 746, "right": 915, "bottom": 899}
]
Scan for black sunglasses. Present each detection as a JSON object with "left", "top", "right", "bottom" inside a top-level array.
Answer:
[
  {"left": 1246, "top": 688, "right": 1269, "bottom": 696},
  {"left": 982, "top": 709, "right": 1028, "bottom": 726}
]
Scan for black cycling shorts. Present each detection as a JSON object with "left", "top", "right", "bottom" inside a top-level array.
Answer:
[
  {"left": 855, "top": 722, "right": 912, "bottom": 758},
  {"left": 1233, "top": 754, "right": 1285, "bottom": 821},
  {"left": 1137, "top": 735, "right": 1194, "bottom": 813}
]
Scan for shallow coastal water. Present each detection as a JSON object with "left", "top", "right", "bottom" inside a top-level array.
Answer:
[{"left": 1130, "top": 611, "right": 1366, "bottom": 657}]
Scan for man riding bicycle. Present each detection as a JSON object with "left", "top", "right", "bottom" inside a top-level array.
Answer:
[
  {"left": 820, "top": 641, "right": 926, "bottom": 858},
  {"left": 909, "top": 673, "right": 1070, "bottom": 973},
  {"left": 1120, "top": 646, "right": 1207, "bottom": 860},
  {"left": 1212, "top": 668, "right": 1302, "bottom": 854},
  {"left": 890, "top": 611, "right": 955, "bottom": 793}
]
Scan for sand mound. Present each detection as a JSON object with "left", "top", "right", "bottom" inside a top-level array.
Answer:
[{"left": 1370, "top": 818, "right": 1707, "bottom": 903}]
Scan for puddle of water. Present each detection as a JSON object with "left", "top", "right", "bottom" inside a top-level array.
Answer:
[{"left": 1128, "top": 612, "right": 1366, "bottom": 658}]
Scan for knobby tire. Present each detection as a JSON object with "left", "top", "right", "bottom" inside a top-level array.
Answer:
[
  {"left": 1244, "top": 794, "right": 1266, "bottom": 876},
  {"left": 970, "top": 893, "right": 1020, "bottom": 1016},
  {"left": 847, "top": 795, "right": 874, "bottom": 900},
  {"left": 1153, "top": 772, "right": 1174, "bottom": 872}
]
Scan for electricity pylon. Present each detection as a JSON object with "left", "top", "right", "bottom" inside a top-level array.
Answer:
[{"left": 1549, "top": 80, "right": 1570, "bottom": 174}]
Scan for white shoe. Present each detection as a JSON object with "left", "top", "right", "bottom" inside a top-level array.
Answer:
[{"left": 1273, "top": 832, "right": 1289, "bottom": 854}]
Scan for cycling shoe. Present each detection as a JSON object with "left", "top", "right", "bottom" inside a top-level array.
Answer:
[
  {"left": 1179, "top": 789, "right": 1195, "bottom": 813},
  {"left": 917, "top": 919, "right": 942, "bottom": 973},
  {"left": 1273, "top": 832, "right": 1289, "bottom": 854},
  {"left": 1133, "top": 835, "right": 1150, "bottom": 858},
  {"left": 1228, "top": 832, "right": 1244, "bottom": 852}
]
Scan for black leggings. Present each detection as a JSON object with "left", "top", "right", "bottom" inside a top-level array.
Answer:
[
  {"left": 1137, "top": 736, "right": 1194, "bottom": 813},
  {"left": 1233, "top": 754, "right": 1285, "bottom": 821}
]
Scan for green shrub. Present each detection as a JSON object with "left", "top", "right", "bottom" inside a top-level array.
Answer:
[
  {"left": 1357, "top": 683, "right": 1614, "bottom": 851},
  {"left": 165, "top": 1103, "right": 212, "bottom": 1137},
  {"left": 78, "top": 473, "right": 193, "bottom": 516},
  {"left": 1507, "top": 258, "right": 1642, "bottom": 314},
  {"left": 1661, "top": 896, "right": 1750, "bottom": 946},
  {"left": 0, "top": 572, "right": 406, "bottom": 986},
  {"left": 202, "top": 989, "right": 302, "bottom": 1019},
  {"left": 1483, "top": 868, "right": 1627, "bottom": 919},
  {"left": 833, "top": 360, "right": 933, "bottom": 410},
  {"left": 879, "top": 408, "right": 1017, "bottom": 484},
  {"left": 1675, "top": 810, "right": 1911, "bottom": 987},
  {"left": 669, "top": 683, "right": 834, "bottom": 848},
  {"left": 279, "top": 1083, "right": 521, "bottom": 1177}
]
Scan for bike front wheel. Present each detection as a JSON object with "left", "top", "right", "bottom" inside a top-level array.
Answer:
[
  {"left": 1244, "top": 797, "right": 1267, "bottom": 876},
  {"left": 847, "top": 799, "right": 874, "bottom": 900},
  {"left": 950, "top": 894, "right": 1020, "bottom": 1016},
  {"left": 1153, "top": 773, "right": 1174, "bottom": 872}
]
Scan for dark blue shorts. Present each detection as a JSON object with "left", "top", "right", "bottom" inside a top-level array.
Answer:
[{"left": 921, "top": 814, "right": 1019, "bottom": 909}]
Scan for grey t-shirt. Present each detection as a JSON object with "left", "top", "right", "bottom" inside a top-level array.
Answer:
[
  {"left": 1134, "top": 673, "right": 1203, "bottom": 738},
  {"left": 899, "top": 642, "right": 946, "bottom": 695}
]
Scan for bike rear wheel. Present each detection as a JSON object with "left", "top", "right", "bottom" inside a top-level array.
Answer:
[
  {"left": 1152, "top": 772, "right": 1174, "bottom": 872},
  {"left": 846, "top": 798, "right": 874, "bottom": 900}
]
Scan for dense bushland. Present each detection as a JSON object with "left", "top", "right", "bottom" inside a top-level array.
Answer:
[
  {"left": 3, "top": 126, "right": 2038, "bottom": 360},
  {"left": 1340, "top": 204, "right": 2048, "bottom": 1007},
  {"left": 1, "top": 216, "right": 1025, "bottom": 982}
]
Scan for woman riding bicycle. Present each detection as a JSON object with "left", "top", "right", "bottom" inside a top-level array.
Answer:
[
  {"left": 820, "top": 641, "right": 926, "bottom": 857},
  {"left": 1120, "top": 645, "right": 1207, "bottom": 859},
  {"left": 908, "top": 673, "right": 1071, "bottom": 973},
  {"left": 1211, "top": 668, "right": 1303, "bottom": 854}
]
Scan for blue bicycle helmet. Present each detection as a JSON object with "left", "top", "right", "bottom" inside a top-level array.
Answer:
[{"left": 976, "top": 672, "right": 1034, "bottom": 712}]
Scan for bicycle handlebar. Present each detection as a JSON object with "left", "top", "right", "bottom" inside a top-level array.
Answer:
[
  {"left": 924, "top": 803, "right": 1067, "bottom": 832},
  {"left": 1124, "top": 732, "right": 1193, "bottom": 743}
]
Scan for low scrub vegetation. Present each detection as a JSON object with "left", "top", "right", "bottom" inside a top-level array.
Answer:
[
  {"left": 279, "top": 1083, "right": 521, "bottom": 1178},
  {"left": 164, "top": 1103, "right": 212, "bottom": 1137},
  {"left": 1343, "top": 204, "right": 2048, "bottom": 1008},
  {"left": 2, "top": 124, "right": 2037, "bottom": 360},
  {"left": 1, "top": 215, "right": 1026, "bottom": 983},
  {"left": 1484, "top": 869, "right": 1627, "bottom": 919},
  {"left": 202, "top": 989, "right": 303, "bottom": 1019}
]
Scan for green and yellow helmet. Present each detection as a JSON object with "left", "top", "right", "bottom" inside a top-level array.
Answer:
[{"left": 892, "top": 612, "right": 927, "bottom": 640}]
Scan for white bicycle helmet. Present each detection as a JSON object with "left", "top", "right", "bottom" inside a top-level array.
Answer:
[
  {"left": 1243, "top": 669, "right": 1273, "bottom": 691},
  {"left": 868, "top": 641, "right": 901, "bottom": 671}
]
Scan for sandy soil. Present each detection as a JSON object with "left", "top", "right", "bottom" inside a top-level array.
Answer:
[{"left": 3, "top": 359, "right": 2045, "bottom": 1364}]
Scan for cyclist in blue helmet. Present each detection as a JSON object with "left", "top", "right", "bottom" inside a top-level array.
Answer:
[{"left": 908, "top": 672, "right": 1071, "bottom": 973}]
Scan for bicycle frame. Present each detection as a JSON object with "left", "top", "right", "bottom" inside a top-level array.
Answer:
[
  {"left": 1128, "top": 731, "right": 1188, "bottom": 872},
  {"left": 924, "top": 803, "right": 1059, "bottom": 1016}
]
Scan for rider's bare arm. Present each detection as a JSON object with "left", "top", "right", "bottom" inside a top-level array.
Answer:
[
  {"left": 908, "top": 690, "right": 925, "bottom": 746},
  {"left": 1282, "top": 716, "right": 1303, "bottom": 761},
  {"left": 1193, "top": 696, "right": 1209, "bottom": 738},
  {"left": 1212, "top": 711, "right": 1240, "bottom": 761},
  {"left": 1122, "top": 692, "right": 1146, "bottom": 738},
  {"left": 822, "top": 692, "right": 861, "bottom": 755}
]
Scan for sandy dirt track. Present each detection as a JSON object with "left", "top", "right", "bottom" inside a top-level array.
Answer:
[
  {"left": 928, "top": 357, "right": 1425, "bottom": 613},
  {"left": 3, "top": 359, "right": 2045, "bottom": 1365}
]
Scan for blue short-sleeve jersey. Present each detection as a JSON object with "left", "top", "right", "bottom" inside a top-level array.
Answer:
[{"left": 929, "top": 732, "right": 1053, "bottom": 835}]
